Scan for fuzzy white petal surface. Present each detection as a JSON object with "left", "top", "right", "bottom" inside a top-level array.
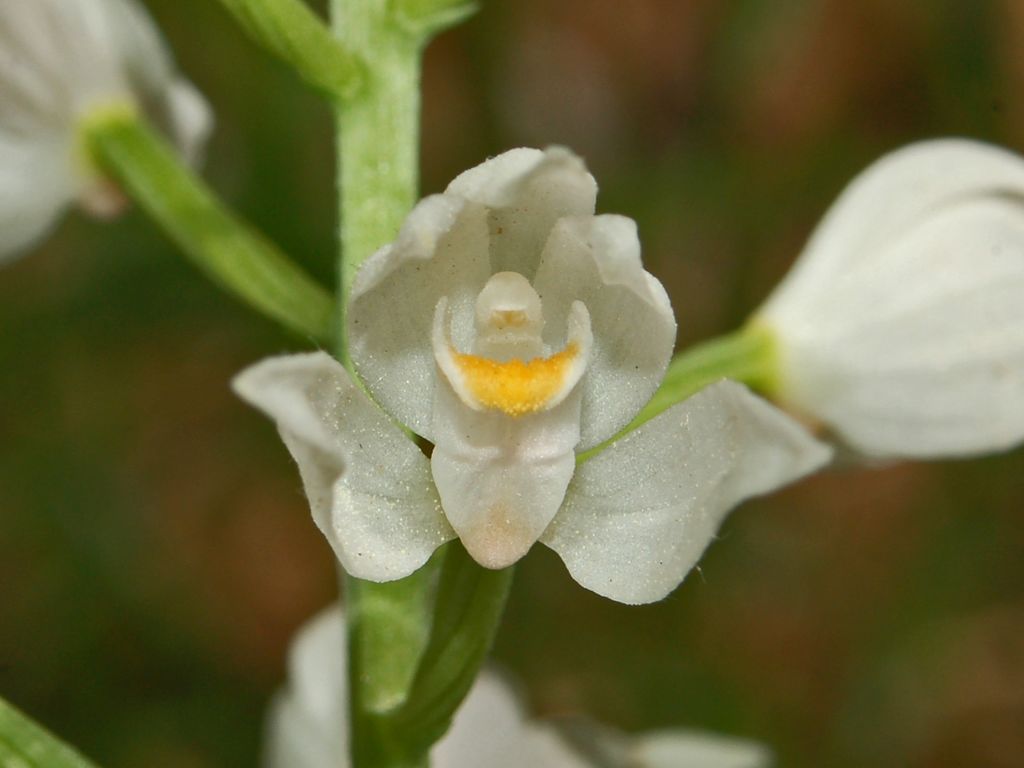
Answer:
[
  {"left": 543, "top": 381, "right": 832, "bottom": 604},
  {"left": 533, "top": 214, "right": 676, "bottom": 447},
  {"left": 760, "top": 139, "right": 1024, "bottom": 319},
  {"left": 233, "top": 353, "right": 454, "bottom": 581},
  {"left": 447, "top": 146, "right": 598, "bottom": 277},
  {"left": 348, "top": 193, "right": 492, "bottom": 439},
  {"left": 771, "top": 196, "right": 1024, "bottom": 457},
  {"left": 431, "top": 381, "right": 582, "bottom": 569}
]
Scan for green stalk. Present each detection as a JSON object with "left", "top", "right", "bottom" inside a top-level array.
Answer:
[
  {"left": 84, "top": 113, "right": 335, "bottom": 342},
  {"left": 332, "top": 0, "right": 421, "bottom": 366},
  {"left": 328, "top": 3, "right": 511, "bottom": 766},
  {"left": 329, "top": 3, "right": 427, "bottom": 766}
]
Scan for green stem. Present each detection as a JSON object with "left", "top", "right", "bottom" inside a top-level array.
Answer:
[
  {"left": 85, "top": 113, "right": 335, "bottom": 342},
  {"left": 328, "top": 6, "right": 505, "bottom": 767},
  {"left": 579, "top": 326, "right": 778, "bottom": 463},
  {"left": 332, "top": 0, "right": 421, "bottom": 366},
  {"left": 330, "top": 3, "right": 426, "bottom": 766}
]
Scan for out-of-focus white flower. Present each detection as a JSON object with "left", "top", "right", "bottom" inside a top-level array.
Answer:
[
  {"left": 754, "top": 140, "right": 1024, "bottom": 459},
  {"left": 235, "top": 148, "right": 830, "bottom": 604},
  {"left": 0, "top": 0, "right": 212, "bottom": 260},
  {"left": 265, "top": 605, "right": 773, "bottom": 768}
]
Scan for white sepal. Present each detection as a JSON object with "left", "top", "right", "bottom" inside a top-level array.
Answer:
[
  {"left": 757, "top": 139, "right": 1024, "bottom": 458},
  {"left": 542, "top": 380, "right": 832, "bottom": 604},
  {"left": 233, "top": 353, "right": 454, "bottom": 581}
]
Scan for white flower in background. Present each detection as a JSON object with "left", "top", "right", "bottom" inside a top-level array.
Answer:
[
  {"left": 265, "top": 605, "right": 772, "bottom": 768},
  {"left": 754, "top": 139, "right": 1024, "bottom": 459},
  {"left": 235, "top": 148, "right": 830, "bottom": 604},
  {"left": 0, "top": 0, "right": 212, "bottom": 260}
]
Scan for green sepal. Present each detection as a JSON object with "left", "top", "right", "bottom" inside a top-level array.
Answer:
[
  {"left": 0, "top": 697, "right": 102, "bottom": 768},
  {"left": 382, "top": 542, "right": 513, "bottom": 758},
  {"left": 391, "top": 0, "right": 478, "bottom": 37},
  {"left": 216, "top": 0, "right": 364, "bottom": 100}
]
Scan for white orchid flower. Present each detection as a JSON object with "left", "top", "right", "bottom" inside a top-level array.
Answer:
[
  {"left": 0, "top": 0, "right": 212, "bottom": 260},
  {"left": 265, "top": 605, "right": 773, "bottom": 768},
  {"left": 234, "top": 148, "right": 830, "bottom": 604},
  {"left": 754, "top": 139, "right": 1024, "bottom": 459}
]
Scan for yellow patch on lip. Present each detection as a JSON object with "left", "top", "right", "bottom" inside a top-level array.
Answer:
[{"left": 452, "top": 343, "right": 580, "bottom": 416}]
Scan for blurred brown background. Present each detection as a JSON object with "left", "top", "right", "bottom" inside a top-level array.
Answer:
[{"left": 2, "top": 1, "right": 1024, "bottom": 766}]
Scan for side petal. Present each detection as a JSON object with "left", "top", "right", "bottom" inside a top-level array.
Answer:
[
  {"left": 348, "top": 193, "right": 492, "bottom": 439},
  {"left": 532, "top": 214, "right": 676, "bottom": 447},
  {"left": 431, "top": 380, "right": 582, "bottom": 569},
  {"left": 233, "top": 352, "right": 454, "bottom": 582},
  {"left": 542, "top": 381, "right": 831, "bottom": 604},
  {"left": 447, "top": 146, "right": 598, "bottom": 278},
  {"left": 760, "top": 139, "right": 1024, "bottom": 322},
  {"left": 772, "top": 196, "right": 1024, "bottom": 457}
]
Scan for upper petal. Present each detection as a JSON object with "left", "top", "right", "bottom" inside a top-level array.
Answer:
[
  {"left": 766, "top": 195, "right": 1024, "bottom": 457},
  {"left": 233, "top": 352, "right": 454, "bottom": 581},
  {"left": 447, "top": 146, "right": 598, "bottom": 278},
  {"left": 759, "top": 139, "right": 1024, "bottom": 321},
  {"left": 542, "top": 380, "right": 831, "bottom": 604},
  {"left": 348, "top": 193, "right": 492, "bottom": 439},
  {"left": 532, "top": 214, "right": 676, "bottom": 448}
]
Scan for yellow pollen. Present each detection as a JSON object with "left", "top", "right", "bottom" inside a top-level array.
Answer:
[{"left": 452, "top": 343, "right": 579, "bottom": 416}]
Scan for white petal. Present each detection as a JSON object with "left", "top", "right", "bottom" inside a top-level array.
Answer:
[
  {"left": 758, "top": 140, "right": 1024, "bottom": 458},
  {"left": 542, "top": 381, "right": 832, "bottom": 604},
  {"left": 431, "top": 379, "right": 582, "bottom": 569},
  {"left": 631, "top": 730, "right": 772, "bottom": 768},
  {"left": 348, "top": 193, "right": 492, "bottom": 439},
  {"left": 761, "top": 139, "right": 1024, "bottom": 319},
  {"left": 768, "top": 196, "right": 1024, "bottom": 457},
  {"left": 264, "top": 605, "right": 347, "bottom": 768},
  {"left": 233, "top": 352, "right": 454, "bottom": 581},
  {"left": 446, "top": 146, "right": 598, "bottom": 278},
  {"left": 533, "top": 214, "right": 676, "bottom": 447},
  {"left": 0, "top": 132, "right": 73, "bottom": 261}
]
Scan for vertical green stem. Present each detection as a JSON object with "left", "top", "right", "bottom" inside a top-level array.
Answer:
[
  {"left": 332, "top": 0, "right": 421, "bottom": 366},
  {"left": 330, "top": 3, "right": 424, "bottom": 767}
]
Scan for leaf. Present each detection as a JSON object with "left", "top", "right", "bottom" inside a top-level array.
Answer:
[{"left": 0, "top": 696, "right": 101, "bottom": 768}]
